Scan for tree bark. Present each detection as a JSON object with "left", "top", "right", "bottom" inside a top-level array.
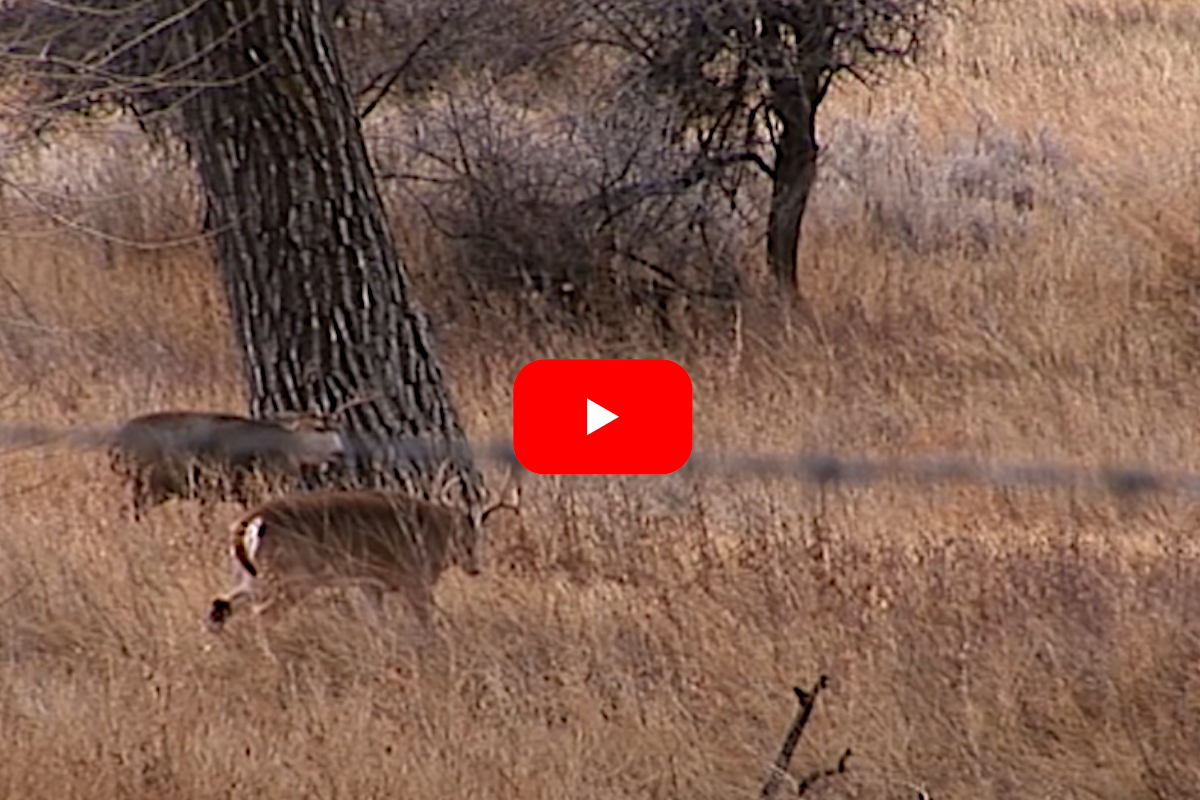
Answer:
[
  {"left": 177, "top": 0, "right": 480, "bottom": 500},
  {"left": 766, "top": 74, "right": 819, "bottom": 298}
]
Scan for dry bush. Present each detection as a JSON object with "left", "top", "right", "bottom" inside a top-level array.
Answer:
[{"left": 384, "top": 86, "right": 748, "bottom": 344}]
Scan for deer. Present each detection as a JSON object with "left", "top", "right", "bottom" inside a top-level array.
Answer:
[
  {"left": 207, "top": 464, "right": 520, "bottom": 630},
  {"left": 109, "top": 410, "right": 346, "bottom": 521}
]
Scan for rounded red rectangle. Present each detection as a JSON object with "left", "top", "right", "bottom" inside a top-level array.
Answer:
[{"left": 513, "top": 359, "right": 693, "bottom": 475}]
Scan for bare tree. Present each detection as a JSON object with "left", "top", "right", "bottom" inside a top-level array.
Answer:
[
  {"left": 584, "top": 0, "right": 940, "bottom": 298},
  {"left": 0, "top": 0, "right": 484, "bottom": 500}
]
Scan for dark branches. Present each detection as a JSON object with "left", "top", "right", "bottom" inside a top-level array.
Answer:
[
  {"left": 584, "top": 0, "right": 941, "bottom": 297},
  {"left": 760, "top": 676, "right": 851, "bottom": 799}
]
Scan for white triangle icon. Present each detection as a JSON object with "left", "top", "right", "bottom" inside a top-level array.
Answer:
[{"left": 586, "top": 399, "right": 618, "bottom": 435}]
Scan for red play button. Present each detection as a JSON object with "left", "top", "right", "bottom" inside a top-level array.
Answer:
[{"left": 513, "top": 359, "right": 693, "bottom": 474}]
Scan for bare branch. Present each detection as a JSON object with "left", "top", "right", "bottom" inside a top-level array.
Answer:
[
  {"left": 357, "top": 21, "right": 442, "bottom": 118},
  {"left": 761, "top": 677, "right": 851, "bottom": 799}
]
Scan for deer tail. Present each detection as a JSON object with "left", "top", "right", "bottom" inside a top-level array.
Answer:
[{"left": 233, "top": 515, "right": 264, "bottom": 577}]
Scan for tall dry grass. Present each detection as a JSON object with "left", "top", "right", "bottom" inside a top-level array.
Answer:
[{"left": 2, "top": 0, "right": 1200, "bottom": 797}]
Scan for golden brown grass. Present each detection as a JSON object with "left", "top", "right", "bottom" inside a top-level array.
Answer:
[{"left": 3, "top": 1, "right": 1200, "bottom": 797}]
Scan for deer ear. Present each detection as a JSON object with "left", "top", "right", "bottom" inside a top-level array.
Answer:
[
  {"left": 495, "top": 467, "right": 520, "bottom": 511},
  {"left": 503, "top": 482, "right": 521, "bottom": 511}
]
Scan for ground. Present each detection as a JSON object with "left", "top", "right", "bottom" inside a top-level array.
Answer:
[{"left": 1, "top": 0, "right": 1199, "bottom": 797}]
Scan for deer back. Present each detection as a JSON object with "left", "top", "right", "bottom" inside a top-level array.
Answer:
[
  {"left": 114, "top": 412, "right": 343, "bottom": 466},
  {"left": 236, "top": 490, "right": 472, "bottom": 584}
]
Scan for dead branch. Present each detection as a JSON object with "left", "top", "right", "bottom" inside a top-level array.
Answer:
[{"left": 760, "top": 676, "right": 851, "bottom": 799}]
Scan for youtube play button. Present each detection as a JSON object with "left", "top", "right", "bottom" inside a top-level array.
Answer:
[
  {"left": 513, "top": 359, "right": 693, "bottom": 474},
  {"left": 586, "top": 399, "right": 618, "bottom": 435}
]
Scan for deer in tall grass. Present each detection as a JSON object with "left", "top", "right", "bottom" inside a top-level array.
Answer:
[
  {"left": 207, "top": 464, "right": 520, "bottom": 629},
  {"left": 109, "top": 411, "right": 346, "bottom": 520}
]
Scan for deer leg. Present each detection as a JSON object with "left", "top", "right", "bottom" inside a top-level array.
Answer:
[
  {"left": 249, "top": 597, "right": 279, "bottom": 618},
  {"left": 198, "top": 500, "right": 216, "bottom": 530},
  {"left": 208, "top": 566, "right": 260, "bottom": 631},
  {"left": 356, "top": 583, "right": 387, "bottom": 628},
  {"left": 401, "top": 579, "right": 435, "bottom": 628},
  {"left": 248, "top": 580, "right": 313, "bottom": 624},
  {"left": 126, "top": 472, "right": 144, "bottom": 523}
]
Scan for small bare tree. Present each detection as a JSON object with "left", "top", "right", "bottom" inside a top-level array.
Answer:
[{"left": 585, "top": 0, "right": 941, "bottom": 298}]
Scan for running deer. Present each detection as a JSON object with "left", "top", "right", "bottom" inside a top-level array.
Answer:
[
  {"left": 208, "top": 466, "right": 520, "bottom": 629},
  {"left": 110, "top": 411, "right": 346, "bottom": 520}
]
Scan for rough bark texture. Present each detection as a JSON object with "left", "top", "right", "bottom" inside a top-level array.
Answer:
[
  {"left": 177, "top": 0, "right": 480, "bottom": 500},
  {"left": 766, "top": 74, "right": 819, "bottom": 297}
]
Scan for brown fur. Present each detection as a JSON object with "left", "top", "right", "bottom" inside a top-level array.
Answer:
[
  {"left": 109, "top": 411, "right": 345, "bottom": 520},
  {"left": 208, "top": 479, "right": 519, "bottom": 629}
]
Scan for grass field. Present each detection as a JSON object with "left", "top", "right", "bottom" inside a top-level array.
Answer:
[{"left": 2, "top": 0, "right": 1200, "bottom": 797}]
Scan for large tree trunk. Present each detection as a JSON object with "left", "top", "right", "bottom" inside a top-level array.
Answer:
[
  {"left": 177, "top": 0, "right": 480, "bottom": 501},
  {"left": 766, "top": 76, "right": 819, "bottom": 297}
]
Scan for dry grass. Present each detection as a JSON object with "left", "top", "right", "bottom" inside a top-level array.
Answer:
[{"left": 3, "top": 1, "right": 1200, "bottom": 797}]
